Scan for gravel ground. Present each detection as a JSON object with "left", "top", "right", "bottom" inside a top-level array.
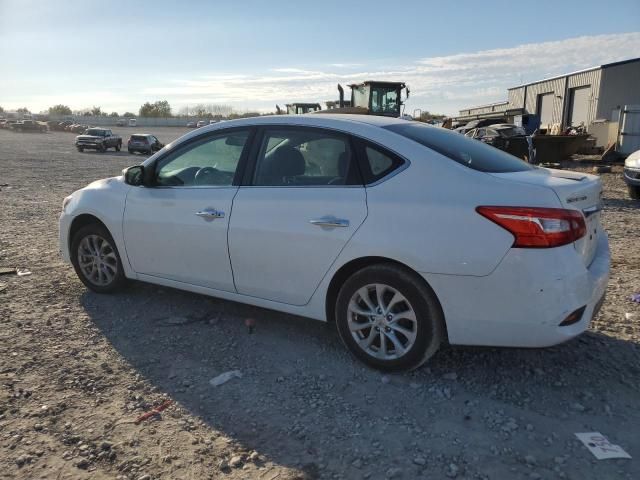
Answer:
[{"left": 0, "top": 127, "right": 638, "bottom": 480}]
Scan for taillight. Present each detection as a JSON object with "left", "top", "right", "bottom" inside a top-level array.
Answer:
[{"left": 476, "top": 206, "right": 586, "bottom": 248}]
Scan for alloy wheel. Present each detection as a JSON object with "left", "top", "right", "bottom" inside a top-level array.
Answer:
[
  {"left": 347, "top": 283, "right": 418, "bottom": 360},
  {"left": 77, "top": 234, "right": 118, "bottom": 286}
]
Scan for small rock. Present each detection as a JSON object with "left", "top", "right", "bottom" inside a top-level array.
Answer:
[
  {"left": 524, "top": 455, "right": 537, "bottom": 465},
  {"left": 386, "top": 467, "right": 402, "bottom": 478},
  {"left": 413, "top": 456, "right": 426, "bottom": 466},
  {"left": 352, "top": 458, "right": 363, "bottom": 469},
  {"left": 218, "top": 459, "right": 229, "bottom": 470},
  {"left": 526, "top": 424, "right": 534, "bottom": 432},
  {"left": 75, "top": 458, "right": 90, "bottom": 469},
  {"left": 446, "top": 463, "right": 459, "bottom": 478},
  {"left": 249, "top": 451, "right": 259, "bottom": 462},
  {"left": 34, "top": 423, "right": 44, "bottom": 431},
  {"left": 443, "top": 372, "right": 458, "bottom": 380},
  {"left": 15, "top": 454, "right": 32, "bottom": 467},
  {"left": 101, "top": 441, "right": 113, "bottom": 450},
  {"left": 137, "top": 476, "right": 151, "bottom": 480},
  {"left": 229, "top": 455, "right": 243, "bottom": 468},
  {"left": 381, "top": 376, "right": 390, "bottom": 384}
]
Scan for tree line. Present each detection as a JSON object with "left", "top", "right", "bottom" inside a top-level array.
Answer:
[{"left": 1, "top": 100, "right": 270, "bottom": 119}]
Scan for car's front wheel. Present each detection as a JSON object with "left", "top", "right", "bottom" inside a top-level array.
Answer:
[
  {"left": 335, "top": 264, "right": 444, "bottom": 372},
  {"left": 115, "top": 142, "right": 121, "bottom": 152},
  {"left": 70, "top": 224, "right": 126, "bottom": 293},
  {"left": 77, "top": 147, "right": 84, "bottom": 152}
]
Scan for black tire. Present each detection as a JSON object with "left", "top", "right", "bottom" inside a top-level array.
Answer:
[
  {"left": 99, "top": 143, "right": 106, "bottom": 152},
  {"left": 77, "top": 147, "right": 84, "bottom": 152},
  {"left": 115, "top": 142, "right": 121, "bottom": 152},
  {"left": 335, "top": 263, "right": 444, "bottom": 372},
  {"left": 70, "top": 223, "right": 126, "bottom": 293},
  {"left": 629, "top": 185, "right": 640, "bottom": 200}
]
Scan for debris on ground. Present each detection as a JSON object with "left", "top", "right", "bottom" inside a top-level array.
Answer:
[
  {"left": 575, "top": 432, "right": 632, "bottom": 460},
  {"left": 631, "top": 293, "right": 640, "bottom": 303},
  {"left": 16, "top": 268, "right": 32, "bottom": 276},
  {"left": 209, "top": 370, "right": 243, "bottom": 387},
  {"left": 134, "top": 400, "right": 173, "bottom": 424},
  {"left": 0, "top": 267, "right": 16, "bottom": 275}
]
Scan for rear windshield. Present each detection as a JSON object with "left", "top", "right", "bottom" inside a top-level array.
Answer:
[
  {"left": 131, "top": 135, "right": 147, "bottom": 141},
  {"left": 384, "top": 123, "right": 534, "bottom": 173}
]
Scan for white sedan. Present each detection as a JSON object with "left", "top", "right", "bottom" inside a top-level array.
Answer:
[{"left": 59, "top": 115, "right": 610, "bottom": 371}]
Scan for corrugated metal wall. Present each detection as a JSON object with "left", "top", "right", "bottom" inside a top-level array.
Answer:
[
  {"left": 505, "top": 69, "right": 601, "bottom": 126},
  {"left": 597, "top": 61, "right": 640, "bottom": 121},
  {"left": 508, "top": 87, "right": 526, "bottom": 109},
  {"left": 567, "top": 69, "right": 601, "bottom": 126},
  {"left": 524, "top": 77, "right": 566, "bottom": 126}
]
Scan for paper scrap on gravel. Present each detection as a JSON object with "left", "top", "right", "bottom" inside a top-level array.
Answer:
[
  {"left": 210, "top": 370, "right": 243, "bottom": 387},
  {"left": 575, "top": 432, "right": 631, "bottom": 460}
]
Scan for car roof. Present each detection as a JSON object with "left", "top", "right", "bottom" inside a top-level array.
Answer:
[{"left": 491, "top": 124, "right": 518, "bottom": 129}]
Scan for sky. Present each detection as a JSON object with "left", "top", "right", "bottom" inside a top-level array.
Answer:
[{"left": 1, "top": 0, "right": 639, "bottom": 116}]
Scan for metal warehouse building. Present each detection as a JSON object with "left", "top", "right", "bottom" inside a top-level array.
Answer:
[{"left": 457, "top": 57, "right": 640, "bottom": 130}]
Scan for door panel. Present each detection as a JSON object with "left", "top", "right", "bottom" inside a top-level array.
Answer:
[
  {"left": 122, "top": 128, "right": 251, "bottom": 291},
  {"left": 228, "top": 187, "right": 367, "bottom": 305},
  {"left": 123, "top": 187, "right": 237, "bottom": 290}
]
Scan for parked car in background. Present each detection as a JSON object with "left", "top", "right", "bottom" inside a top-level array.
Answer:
[
  {"left": 11, "top": 120, "right": 47, "bottom": 132},
  {"left": 59, "top": 115, "right": 609, "bottom": 371},
  {"left": 76, "top": 128, "right": 122, "bottom": 152},
  {"left": 128, "top": 118, "right": 137, "bottom": 127},
  {"left": 465, "top": 124, "right": 534, "bottom": 162},
  {"left": 196, "top": 120, "right": 207, "bottom": 127},
  {"left": 624, "top": 149, "right": 640, "bottom": 199},
  {"left": 186, "top": 121, "right": 196, "bottom": 128},
  {"left": 0, "top": 119, "right": 8, "bottom": 129},
  {"left": 116, "top": 119, "right": 126, "bottom": 127},
  {"left": 209, "top": 119, "right": 220, "bottom": 125},
  {"left": 455, "top": 118, "right": 507, "bottom": 135},
  {"left": 127, "top": 134, "right": 164, "bottom": 154}
]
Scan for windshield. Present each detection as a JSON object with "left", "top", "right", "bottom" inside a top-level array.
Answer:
[
  {"left": 384, "top": 123, "right": 534, "bottom": 173},
  {"left": 86, "top": 129, "right": 105, "bottom": 136},
  {"left": 370, "top": 86, "right": 399, "bottom": 115}
]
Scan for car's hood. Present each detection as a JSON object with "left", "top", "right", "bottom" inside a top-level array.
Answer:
[
  {"left": 76, "top": 135, "right": 103, "bottom": 141},
  {"left": 625, "top": 149, "right": 640, "bottom": 169}
]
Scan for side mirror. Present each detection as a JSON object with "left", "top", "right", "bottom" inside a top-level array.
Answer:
[{"left": 123, "top": 165, "right": 145, "bottom": 186}]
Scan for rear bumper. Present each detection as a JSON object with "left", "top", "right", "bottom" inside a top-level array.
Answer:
[
  {"left": 623, "top": 167, "right": 640, "bottom": 187},
  {"left": 423, "top": 232, "right": 610, "bottom": 348}
]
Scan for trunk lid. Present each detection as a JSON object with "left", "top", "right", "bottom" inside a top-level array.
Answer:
[{"left": 490, "top": 167, "right": 603, "bottom": 266}]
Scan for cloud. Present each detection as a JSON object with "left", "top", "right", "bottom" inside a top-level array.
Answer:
[
  {"left": 4, "top": 32, "right": 639, "bottom": 115},
  {"left": 136, "top": 32, "right": 640, "bottom": 115}
]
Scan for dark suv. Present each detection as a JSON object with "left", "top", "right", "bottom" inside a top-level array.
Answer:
[{"left": 127, "top": 134, "right": 164, "bottom": 154}]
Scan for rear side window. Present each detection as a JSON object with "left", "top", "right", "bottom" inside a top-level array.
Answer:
[
  {"left": 384, "top": 123, "right": 533, "bottom": 173},
  {"left": 355, "top": 140, "right": 405, "bottom": 184}
]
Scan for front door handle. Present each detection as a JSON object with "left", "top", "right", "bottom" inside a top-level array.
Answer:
[
  {"left": 309, "top": 217, "right": 349, "bottom": 228},
  {"left": 195, "top": 208, "right": 225, "bottom": 221}
]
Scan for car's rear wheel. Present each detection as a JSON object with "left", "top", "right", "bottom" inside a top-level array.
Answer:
[
  {"left": 629, "top": 185, "right": 640, "bottom": 200},
  {"left": 77, "top": 147, "right": 84, "bottom": 152},
  {"left": 70, "top": 224, "right": 126, "bottom": 293},
  {"left": 335, "top": 264, "right": 444, "bottom": 372}
]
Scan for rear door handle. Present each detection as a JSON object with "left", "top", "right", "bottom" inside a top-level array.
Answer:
[
  {"left": 195, "top": 208, "right": 225, "bottom": 220},
  {"left": 309, "top": 217, "right": 349, "bottom": 228}
]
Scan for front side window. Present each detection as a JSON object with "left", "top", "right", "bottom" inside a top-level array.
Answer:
[
  {"left": 154, "top": 130, "right": 249, "bottom": 187},
  {"left": 253, "top": 128, "right": 359, "bottom": 186}
]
